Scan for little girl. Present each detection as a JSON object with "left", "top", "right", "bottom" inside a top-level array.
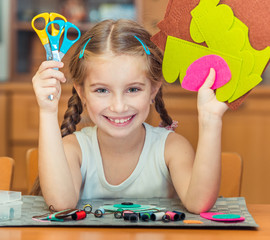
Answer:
[{"left": 32, "top": 19, "right": 228, "bottom": 214}]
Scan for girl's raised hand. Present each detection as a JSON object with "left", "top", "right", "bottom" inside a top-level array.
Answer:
[
  {"left": 197, "top": 68, "right": 228, "bottom": 118},
  {"left": 32, "top": 61, "right": 66, "bottom": 113}
]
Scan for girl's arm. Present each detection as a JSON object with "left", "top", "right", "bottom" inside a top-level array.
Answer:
[
  {"left": 32, "top": 61, "right": 82, "bottom": 210},
  {"left": 166, "top": 68, "right": 228, "bottom": 214}
]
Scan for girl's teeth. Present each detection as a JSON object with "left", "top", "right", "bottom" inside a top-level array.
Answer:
[{"left": 108, "top": 117, "right": 131, "bottom": 123}]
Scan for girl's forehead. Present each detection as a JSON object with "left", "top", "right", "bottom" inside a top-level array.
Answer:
[
  {"left": 84, "top": 54, "right": 149, "bottom": 84},
  {"left": 86, "top": 54, "right": 147, "bottom": 66}
]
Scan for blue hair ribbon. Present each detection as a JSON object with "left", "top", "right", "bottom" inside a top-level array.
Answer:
[
  {"left": 79, "top": 38, "right": 92, "bottom": 59},
  {"left": 134, "top": 35, "right": 151, "bottom": 55}
]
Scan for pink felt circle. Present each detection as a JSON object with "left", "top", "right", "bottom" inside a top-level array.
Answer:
[
  {"left": 200, "top": 212, "right": 245, "bottom": 222},
  {"left": 182, "top": 54, "right": 232, "bottom": 91}
]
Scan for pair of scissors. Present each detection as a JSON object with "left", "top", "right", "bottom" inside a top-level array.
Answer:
[
  {"left": 31, "top": 13, "right": 81, "bottom": 100},
  {"left": 31, "top": 12, "right": 81, "bottom": 61},
  {"left": 31, "top": 13, "right": 65, "bottom": 61}
]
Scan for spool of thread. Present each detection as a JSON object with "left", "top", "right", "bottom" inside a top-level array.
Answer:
[
  {"left": 129, "top": 213, "right": 139, "bottom": 222},
  {"left": 165, "top": 211, "right": 180, "bottom": 221},
  {"left": 140, "top": 213, "right": 151, "bottom": 221},
  {"left": 72, "top": 210, "right": 86, "bottom": 220},
  {"left": 94, "top": 208, "right": 105, "bottom": 218},
  {"left": 83, "top": 204, "right": 92, "bottom": 214},
  {"left": 151, "top": 212, "right": 166, "bottom": 221},
  {"left": 114, "top": 211, "right": 123, "bottom": 219},
  {"left": 123, "top": 210, "right": 135, "bottom": 220},
  {"left": 173, "top": 211, "right": 186, "bottom": 220}
]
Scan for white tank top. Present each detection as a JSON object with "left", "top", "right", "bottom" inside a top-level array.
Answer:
[{"left": 74, "top": 123, "right": 177, "bottom": 199}]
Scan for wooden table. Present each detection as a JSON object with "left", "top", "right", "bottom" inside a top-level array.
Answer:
[{"left": 0, "top": 204, "right": 269, "bottom": 240}]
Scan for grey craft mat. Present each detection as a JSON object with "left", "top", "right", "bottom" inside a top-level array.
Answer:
[{"left": 0, "top": 196, "right": 258, "bottom": 228}]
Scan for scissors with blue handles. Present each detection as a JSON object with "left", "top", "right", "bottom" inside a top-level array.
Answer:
[
  {"left": 31, "top": 12, "right": 81, "bottom": 61},
  {"left": 31, "top": 13, "right": 65, "bottom": 60},
  {"left": 45, "top": 19, "right": 81, "bottom": 62},
  {"left": 31, "top": 13, "right": 81, "bottom": 100}
]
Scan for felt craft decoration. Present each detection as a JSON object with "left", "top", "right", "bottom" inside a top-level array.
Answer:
[
  {"left": 200, "top": 212, "right": 245, "bottom": 222},
  {"left": 190, "top": 0, "right": 270, "bottom": 102},
  {"left": 152, "top": 0, "right": 270, "bottom": 109},
  {"left": 182, "top": 55, "right": 232, "bottom": 91},
  {"left": 163, "top": 37, "right": 240, "bottom": 93}
]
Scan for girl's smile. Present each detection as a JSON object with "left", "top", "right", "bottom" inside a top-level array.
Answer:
[{"left": 105, "top": 115, "right": 135, "bottom": 125}]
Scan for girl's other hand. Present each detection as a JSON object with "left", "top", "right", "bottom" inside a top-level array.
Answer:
[
  {"left": 32, "top": 61, "right": 66, "bottom": 113},
  {"left": 197, "top": 68, "right": 228, "bottom": 118}
]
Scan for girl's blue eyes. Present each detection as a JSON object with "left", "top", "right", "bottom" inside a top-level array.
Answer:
[
  {"left": 127, "top": 87, "right": 139, "bottom": 93},
  {"left": 96, "top": 88, "right": 108, "bottom": 93},
  {"left": 95, "top": 88, "right": 140, "bottom": 93}
]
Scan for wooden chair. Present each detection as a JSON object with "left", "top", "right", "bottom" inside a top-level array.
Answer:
[
  {"left": 0, "top": 157, "right": 15, "bottom": 190},
  {"left": 219, "top": 152, "right": 243, "bottom": 197},
  {"left": 26, "top": 148, "right": 38, "bottom": 194}
]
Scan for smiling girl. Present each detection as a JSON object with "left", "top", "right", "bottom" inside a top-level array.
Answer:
[{"left": 32, "top": 19, "right": 228, "bottom": 214}]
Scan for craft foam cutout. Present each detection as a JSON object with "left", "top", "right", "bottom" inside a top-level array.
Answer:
[
  {"left": 190, "top": 0, "right": 270, "bottom": 102},
  {"left": 182, "top": 55, "right": 231, "bottom": 91},
  {"left": 200, "top": 212, "right": 245, "bottom": 222},
  {"left": 163, "top": 36, "right": 242, "bottom": 100}
]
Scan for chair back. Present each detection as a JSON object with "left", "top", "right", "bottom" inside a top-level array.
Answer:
[
  {"left": 219, "top": 152, "right": 243, "bottom": 197},
  {"left": 0, "top": 157, "right": 15, "bottom": 190},
  {"left": 26, "top": 148, "right": 38, "bottom": 194}
]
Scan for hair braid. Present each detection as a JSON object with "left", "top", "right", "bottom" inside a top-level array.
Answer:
[
  {"left": 60, "top": 87, "right": 83, "bottom": 138},
  {"left": 154, "top": 87, "right": 173, "bottom": 127}
]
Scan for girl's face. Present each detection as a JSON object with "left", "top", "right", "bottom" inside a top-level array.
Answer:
[{"left": 76, "top": 54, "right": 160, "bottom": 139}]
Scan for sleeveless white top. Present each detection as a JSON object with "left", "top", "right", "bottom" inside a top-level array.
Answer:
[{"left": 74, "top": 123, "right": 177, "bottom": 199}]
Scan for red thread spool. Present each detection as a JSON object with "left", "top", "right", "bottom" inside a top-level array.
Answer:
[
  {"left": 72, "top": 210, "right": 87, "bottom": 220},
  {"left": 165, "top": 211, "right": 180, "bottom": 221}
]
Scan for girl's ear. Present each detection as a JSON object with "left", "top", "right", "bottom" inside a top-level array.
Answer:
[
  {"left": 73, "top": 84, "right": 85, "bottom": 103},
  {"left": 151, "top": 81, "right": 162, "bottom": 100}
]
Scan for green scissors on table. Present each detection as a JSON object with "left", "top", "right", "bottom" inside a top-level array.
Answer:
[{"left": 31, "top": 12, "right": 81, "bottom": 100}]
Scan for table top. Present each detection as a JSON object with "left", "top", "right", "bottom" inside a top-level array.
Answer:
[{"left": 0, "top": 204, "right": 269, "bottom": 240}]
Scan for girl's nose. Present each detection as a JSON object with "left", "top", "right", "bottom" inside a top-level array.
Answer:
[{"left": 109, "top": 94, "right": 128, "bottom": 113}]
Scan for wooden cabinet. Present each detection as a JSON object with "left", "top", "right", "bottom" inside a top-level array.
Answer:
[
  {"left": 152, "top": 86, "right": 270, "bottom": 204},
  {"left": 0, "top": 83, "right": 74, "bottom": 192},
  {"left": 0, "top": 93, "right": 8, "bottom": 156}
]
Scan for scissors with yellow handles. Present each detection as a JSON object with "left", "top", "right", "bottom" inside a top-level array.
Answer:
[
  {"left": 31, "top": 13, "right": 81, "bottom": 100},
  {"left": 31, "top": 12, "right": 81, "bottom": 62},
  {"left": 31, "top": 12, "right": 68, "bottom": 61}
]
